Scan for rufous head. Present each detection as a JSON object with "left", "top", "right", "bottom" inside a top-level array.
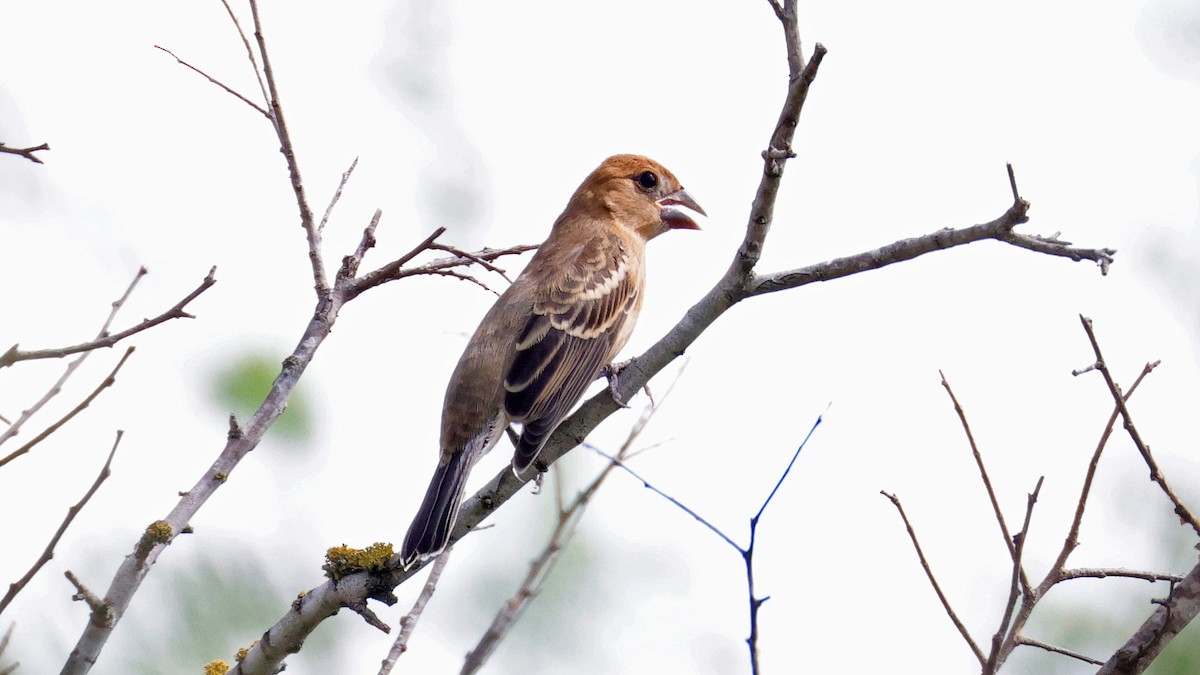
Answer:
[{"left": 566, "top": 154, "right": 705, "bottom": 240}]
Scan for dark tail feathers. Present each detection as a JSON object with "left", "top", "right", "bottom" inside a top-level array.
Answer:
[{"left": 400, "top": 450, "right": 474, "bottom": 569}]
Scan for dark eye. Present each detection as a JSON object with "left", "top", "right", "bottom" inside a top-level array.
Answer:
[{"left": 635, "top": 171, "right": 658, "bottom": 190}]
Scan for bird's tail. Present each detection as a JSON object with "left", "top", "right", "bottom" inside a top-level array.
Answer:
[{"left": 400, "top": 449, "right": 474, "bottom": 569}]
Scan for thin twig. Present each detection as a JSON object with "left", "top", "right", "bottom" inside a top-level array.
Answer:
[
  {"left": 0, "top": 431, "right": 122, "bottom": 615},
  {"left": 1097, "top": 560, "right": 1200, "bottom": 674},
  {"left": 0, "top": 267, "right": 216, "bottom": 368},
  {"left": 0, "top": 349, "right": 135, "bottom": 469},
  {"left": 0, "top": 141, "right": 50, "bottom": 164},
  {"left": 882, "top": 491, "right": 986, "bottom": 667},
  {"left": 318, "top": 157, "right": 358, "bottom": 233},
  {"left": 588, "top": 444, "right": 741, "bottom": 553},
  {"left": 940, "top": 371, "right": 1032, "bottom": 595},
  {"left": 1078, "top": 316, "right": 1200, "bottom": 537},
  {"left": 1, "top": 267, "right": 146, "bottom": 448},
  {"left": 1044, "top": 361, "right": 1158, "bottom": 588},
  {"left": 745, "top": 410, "right": 823, "bottom": 675},
  {"left": 63, "top": 571, "right": 104, "bottom": 613},
  {"left": 247, "top": 0, "right": 325, "bottom": 294},
  {"left": 428, "top": 242, "right": 518, "bottom": 283},
  {"left": 1015, "top": 635, "right": 1104, "bottom": 666},
  {"left": 344, "top": 233, "right": 537, "bottom": 301},
  {"left": 0, "top": 624, "right": 15, "bottom": 674},
  {"left": 986, "top": 476, "right": 1043, "bottom": 673},
  {"left": 217, "top": 0, "right": 270, "bottom": 106},
  {"left": 153, "top": 45, "right": 269, "bottom": 118},
  {"left": 378, "top": 550, "right": 452, "bottom": 675},
  {"left": 461, "top": 390, "right": 669, "bottom": 675}
]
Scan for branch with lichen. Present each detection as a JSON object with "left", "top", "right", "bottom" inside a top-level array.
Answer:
[{"left": 225, "top": 3, "right": 1120, "bottom": 673}]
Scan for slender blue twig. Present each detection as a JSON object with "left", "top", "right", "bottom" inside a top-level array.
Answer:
[
  {"left": 586, "top": 443, "right": 743, "bottom": 553},
  {"left": 754, "top": 409, "right": 825, "bottom": 523}
]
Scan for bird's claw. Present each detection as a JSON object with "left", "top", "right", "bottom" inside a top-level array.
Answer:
[{"left": 604, "top": 360, "right": 634, "bottom": 408}]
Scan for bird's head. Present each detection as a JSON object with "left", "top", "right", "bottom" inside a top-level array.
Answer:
[{"left": 567, "top": 154, "right": 705, "bottom": 241}]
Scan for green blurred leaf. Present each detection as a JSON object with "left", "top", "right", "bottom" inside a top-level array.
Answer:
[{"left": 211, "top": 353, "right": 313, "bottom": 443}]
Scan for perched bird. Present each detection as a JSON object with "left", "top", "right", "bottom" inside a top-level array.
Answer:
[{"left": 400, "top": 154, "right": 704, "bottom": 568}]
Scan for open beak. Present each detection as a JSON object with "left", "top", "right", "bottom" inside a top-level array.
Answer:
[{"left": 657, "top": 188, "right": 706, "bottom": 230}]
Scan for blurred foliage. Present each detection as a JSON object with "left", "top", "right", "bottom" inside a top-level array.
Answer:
[
  {"left": 127, "top": 554, "right": 345, "bottom": 674},
  {"left": 211, "top": 353, "right": 313, "bottom": 444}
]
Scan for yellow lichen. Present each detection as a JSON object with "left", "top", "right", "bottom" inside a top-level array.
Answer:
[
  {"left": 203, "top": 660, "right": 230, "bottom": 675},
  {"left": 322, "top": 542, "right": 394, "bottom": 581},
  {"left": 234, "top": 639, "right": 258, "bottom": 662},
  {"left": 136, "top": 520, "right": 174, "bottom": 559}
]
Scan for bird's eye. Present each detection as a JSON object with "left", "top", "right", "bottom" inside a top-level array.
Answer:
[{"left": 635, "top": 171, "right": 658, "bottom": 190}]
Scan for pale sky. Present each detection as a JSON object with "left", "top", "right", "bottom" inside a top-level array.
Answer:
[{"left": 3, "top": 1, "right": 1200, "bottom": 673}]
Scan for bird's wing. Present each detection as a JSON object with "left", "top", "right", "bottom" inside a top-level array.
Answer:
[{"left": 503, "top": 232, "right": 639, "bottom": 471}]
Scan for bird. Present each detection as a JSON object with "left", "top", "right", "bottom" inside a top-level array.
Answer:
[{"left": 400, "top": 154, "right": 704, "bottom": 569}]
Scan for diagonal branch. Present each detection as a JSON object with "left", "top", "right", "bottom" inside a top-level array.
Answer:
[
  {"left": 247, "top": 0, "right": 325, "bottom": 294},
  {"left": 0, "top": 431, "right": 122, "bottom": 615},
  {"left": 940, "top": 372, "right": 1032, "bottom": 594},
  {"left": 153, "top": 45, "right": 269, "bottom": 118},
  {"left": 1097, "top": 560, "right": 1200, "bottom": 674},
  {"left": 883, "top": 491, "right": 985, "bottom": 667},
  {"left": 0, "top": 348, "right": 135, "bottom": 469},
  {"left": 1, "top": 267, "right": 146, "bottom": 447},
  {"left": 988, "top": 476, "right": 1043, "bottom": 673},
  {"left": 0, "top": 267, "right": 216, "bottom": 369},
  {"left": 1078, "top": 316, "right": 1200, "bottom": 537}
]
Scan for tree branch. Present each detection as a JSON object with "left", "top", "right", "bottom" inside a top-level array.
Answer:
[
  {"left": 1097, "top": 560, "right": 1200, "bottom": 674},
  {"left": 0, "top": 267, "right": 216, "bottom": 369},
  {"left": 0, "top": 431, "right": 122, "bottom": 615},
  {"left": 882, "top": 491, "right": 985, "bottom": 667},
  {"left": 1078, "top": 316, "right": 1200, "bottom": 537},
  {"left": 0, "top": 141, "right": 50, "bottom": 164},
  {"left": 0, "top": 349, "right": 135, "bottom": 469}
]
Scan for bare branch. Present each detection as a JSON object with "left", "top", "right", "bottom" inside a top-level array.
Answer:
[
  {"left": 0, "top": 141, "right": 50, "bottom": 164},
  {"left": 0, "top": 349, "right": 135, "bottom": 469},
  {"left": 1078, "top": 316, "right": 1200, "bottom": 537},
  {"left": 63, "top": 571, "right": 104, "bottom": 614},
  {"left": 1098, "top": 560, "right": 1200, "bottom": 674},
  {"left": 344, "top": 230, "right": 536, "bottom": 302},
  {"left": 1058, "top": 568, "right": 1185, "bottom": 584},
  {"left": 0, "top": 266, "right": 216, "bottom": 369},
  {"left": 1015, "top": 635, "right": 1104, "bottom": 666},
  {"left": 153, "top": 45, "right": 269, "bottom": 118},
  {"left": 987, "top": 476, "right": 1044, "bottom": 673},
  {"left": 940, "top": 372, "right": 1032, "bottom": 593},
  {"left": 318, "top": 157, "right": 359, "bottom": 233},
  {"left": 429, "top": 242, "right": 518, "bottom": 284},
  {"left": 462, "top": 392, "right": 668, "bottom": 675},
  {"left": 1, "top": 267, "right": 146, "bottom": 447},
  {"left": 1044, "top": 361, "right": 1159, "bottom": 587},
  {"left": 379, "top": 550, "right": 452, "bottom": 675},
  {"left": 218, "top": 0, "right": 270, "bottom": 106},
  {"left": 0, "top": 431, "right": 122, "bottom": 615},
  {"left": 0, "top": 622, "right": 15, "bottom": 673},
  {"left": 247, "top": 0, "right": 326, "bottom": 294},
  {"left": 882, "top": 491, "right": 985, "bottom": 667},
  {"left": 749, "top": 196, "right": 1113, "bottom": 299},
  {"left": 588, "top": 444, "right": 741, "bottom": 553}
]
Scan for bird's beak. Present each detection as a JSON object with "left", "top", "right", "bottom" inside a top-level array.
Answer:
[{"left": 657, "top": 189, "right": 706, "bottom": 230}]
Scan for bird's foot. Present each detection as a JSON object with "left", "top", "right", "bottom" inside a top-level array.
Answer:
[{"left": 603, "top": 359, "right": 635, "bottom": 408}]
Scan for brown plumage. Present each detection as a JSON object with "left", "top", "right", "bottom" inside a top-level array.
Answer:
[{"left": 400, "top": 154, "right": 703, "bottom": 568}]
